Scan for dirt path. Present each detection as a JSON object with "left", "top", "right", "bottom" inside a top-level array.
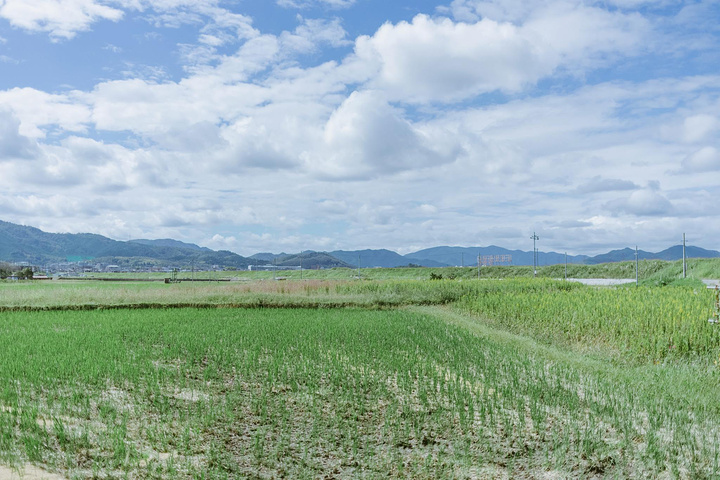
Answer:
[{"left": 0, "top": 465, "right": 65, "bottom": 480}]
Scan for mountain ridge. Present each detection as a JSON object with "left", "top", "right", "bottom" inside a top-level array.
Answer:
[
  {"left": 330, "top": 249, "right": 448, "bottom": 268},
  {"left": 0, "top": 220, "right": 260, "bottom": 269},
  {"left": 129, "top": 239, "right": 212, "bottom": 252},
  {"left": 0, "top": 220, "right": 717, "bottom": 268}
]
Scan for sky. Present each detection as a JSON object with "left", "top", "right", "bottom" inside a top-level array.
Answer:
[{"left": 0, "top": 0, "right": 719, "bottom": 257}]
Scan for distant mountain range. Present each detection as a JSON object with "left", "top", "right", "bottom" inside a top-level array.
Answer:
[
  {"left": 129, "top": 238, "right": 212, "bottom": 252},
  {"left": 406, "top": 246, "right": 590, "bottom": 268},
  {"left": 404, "top": 245, "right": 719, "bottom": 267},
  {"left": 0, "top": 220, "right": 718, "bottom": 269},
  {"left": 250, "top": 244, "right": 720, "bottom": 268},
  {"left": 582, "top": 246, "right": 720, "bottom": 264},
  {"left": 0, "top": 220, "right": 261, "bottom": 269},
  {"left": 250, "top": 251, "right": 353, "bottom": 269},
  {"left": 329, "top": 249, "right": 447, "bottom": 268}
]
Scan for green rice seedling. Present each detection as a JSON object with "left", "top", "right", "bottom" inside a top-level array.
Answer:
[{"left": 0, "top": 291, "right": 718, "bottom": 477}]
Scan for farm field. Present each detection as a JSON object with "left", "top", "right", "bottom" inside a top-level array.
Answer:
[
  {"left": 1, "top": 278, "right": 720, "bottom": 478},
  {"left": 60, "top": 257, "right": 720, "bottom": 284}
]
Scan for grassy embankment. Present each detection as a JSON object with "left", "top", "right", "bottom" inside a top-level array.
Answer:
[
  {"left": 1, "top": 274, "right": 720, "bottom": 478},
  {"left": 71, "top": 257, "right": 720, "bottom": 285}
]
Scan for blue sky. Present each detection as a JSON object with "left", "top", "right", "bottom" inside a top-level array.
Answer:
[{"left": 0, "top": 0, "right": 719, "bottom": 256}]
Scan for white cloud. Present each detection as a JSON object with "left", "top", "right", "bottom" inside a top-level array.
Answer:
[
  {"left": 0, "top": 0, "right": 124, "bottom": 39},
  {"left": 281, "top": 16, "right": 350, "bottom": 54},
  {"left": 198, "top": 34, "right": 224, "bottom": 47},
  {"left": 354, "top": 15, "right": 552, "bottom": 103},
  {"left": 306, "top": 90, "right": 456, "bottom": 179},
  {"left": 443, "top": 0, "right": 660, "bottom": 23},
  {"left": 88, "top": 76, "right": 262, "bottom": 137},
  {"left": 0, "top": 88, "right": 90, "bottom": 138},
  {"left": 0, "top": 108, "right": 38, "bottom": 159},
  {"left": 216, "top": 113, "right": 307, "bottom": 171},
  {"left": 352, "top": 10, "right": 647, "bottom": 104},
  {"left": 10, "top": 139, "right": 162, "bottom": 190},
  {"left": 208, "top": 233, "right": 238, "bottom": 250},
  {"left": 576, "top": 177, "right": 639, "bottom": 194},
  {"left": 606, "top": 185, "right": 674, "bottom": 217},
  {"left": 192, "top": 6, "right": 257, "bottom": 45},
  {"left": 0, "top": 0, "right": 257, "bottom": 43},
  {"left": 522, "top": 3, "right": 648, "bottom": 71},
  {"left": 60, "top": 136, "right": 114, "bottom": 165},
  {"left": 316, "top": 199, "right": 349, "bottom": 216},
  {"left": 0, "top": 193, "right": 102, "bottom": 217},
  {"left": 418, "top": 204, "right": 438, "bottom": 215},
  {"left": 681, "top": 147, "right": 720, "bottom": 173},
  {"left": 277, "top": 0, "right": 356, "bottom": 9},
  {"left": 683, "top": 114, "right": 719, "bottom": 143},
  {"left": 103, "top": 43, "right": 122, "bottom": 52}
]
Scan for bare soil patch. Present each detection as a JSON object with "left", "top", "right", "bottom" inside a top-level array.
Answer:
[{"left": 0, "top": 465, "right": 65, "bottom": 480}]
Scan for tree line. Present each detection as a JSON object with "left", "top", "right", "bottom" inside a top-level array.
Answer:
[{"left": 0, "top": 262, "right": 34, "bottom": 279}]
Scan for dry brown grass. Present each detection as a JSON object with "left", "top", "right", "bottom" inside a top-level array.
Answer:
[{"left": 0, "top": 279, "right": 349, "bottom": 310}]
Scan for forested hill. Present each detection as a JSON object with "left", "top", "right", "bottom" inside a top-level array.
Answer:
[
  {"left": 0, "top": 220, "right": 260, "bottom": 268},
  {"left": 249, "top": 251, "right": 353, "bottom": 269}
]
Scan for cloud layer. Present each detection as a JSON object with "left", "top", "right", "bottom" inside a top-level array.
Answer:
[{"left": 0, "top": 0, "right": 718, "bottom": 255}]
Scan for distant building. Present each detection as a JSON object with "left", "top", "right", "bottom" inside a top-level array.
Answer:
[
  {"left": 248, "top": 265, "right": 301, "bottom": 271},
  {"left": 105, "top": 265, "right": 121, "bottom": 273}
]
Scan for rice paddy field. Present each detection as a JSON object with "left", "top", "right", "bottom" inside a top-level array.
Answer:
[{"left": 1, "top": 274, "right": 720, "bottom": 479}]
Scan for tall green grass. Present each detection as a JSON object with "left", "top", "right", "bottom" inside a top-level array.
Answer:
[
  {"left": 458, "top": 279, "right": 719, "bottom": 362},
  {"left": 639, "top": 258, "right": 720, "bottom": 286}
]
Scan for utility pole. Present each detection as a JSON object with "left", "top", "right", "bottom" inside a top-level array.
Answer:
[
  {"left": 477, "top": 254, "right": 481, "bottom": 280},
  {"left": 565, "top": 252, "right": 567, "bottom": 281},
  {"left": 461, "top": 252, "right": 464, "bottom": 268},
  {"left": 531, "top": 232, "right": 539, "bottom": 278},
  {"left": 357, "top": 255, "right": 360, "bottom": 279},
  {"left": 683, "top": 233, "right": 687, "bottom": 279},
  {"left": 635, "top": 246, "right": 639, "bottom": 287}
]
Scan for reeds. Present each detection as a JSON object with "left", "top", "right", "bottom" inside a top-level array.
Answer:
[{"left": 457, "top": 279, "right": 718, "bottom": 362}]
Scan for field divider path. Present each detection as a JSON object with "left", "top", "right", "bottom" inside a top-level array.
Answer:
[
  {"left": 416, "top": 303, "right": 720, "bottom": 421},
  {"left": 0, "top": 301, "right": 423, "bottom": 312},
  {"left": 0, "top": 301, "right": 376, "bottom": 312},
  {"left": 407, "top": 304, "right": 612, "bottom": 370}
]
